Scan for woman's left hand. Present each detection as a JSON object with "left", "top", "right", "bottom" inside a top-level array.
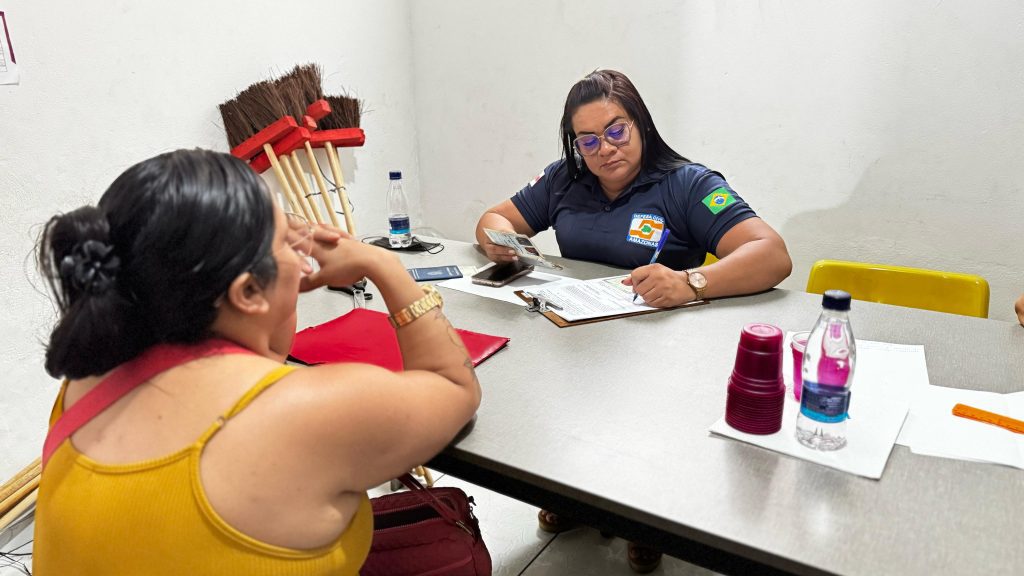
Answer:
[
  {"left": 313, "top": 224, "right": 351, "bottom": 243},
  {"left": 622, "top": 264, "right": 695, "bottom": 308},
  {"left": 300, "top": 227, "right": 385, "bottom": 292}
]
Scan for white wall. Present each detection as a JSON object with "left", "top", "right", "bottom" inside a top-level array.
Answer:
[
  {"left": 412, "top": 0, "right": 1024, "bottom": 319},
  {"left": 0, "top": 0, "right": 422, "bottom": 479}
]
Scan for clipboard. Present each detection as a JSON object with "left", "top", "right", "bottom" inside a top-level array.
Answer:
[{"left": 514, "top": 290, "right": 707, "bottom": 327}]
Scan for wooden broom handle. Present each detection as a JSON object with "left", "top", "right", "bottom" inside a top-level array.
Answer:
[
  {"left": 278, "top": 155, "right": 314, "bottom": 222},
  {"left": 0, "top": 457, "right": 40, "bottom": 505},
  {"left": 262, "top": 144, "right": 301, "bottom": 214},
  {"left": 0, "top": 487, "right": 38, "bottom": 532},
  {"left": 324, "top": 141, "right": 357, "bottom": 235},
  {"left": 303, "top": 143, "right": 340, "bottom": 228},
  {"left": 0, "top": 466, "right": 40, "bottom": 518},
  {"left": 288, "top": 153, "right": 323, "bottom": 224}
]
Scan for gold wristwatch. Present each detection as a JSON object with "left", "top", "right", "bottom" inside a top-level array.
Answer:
[
  {"left": 388, "top": 285, "right": 444, "bottom": 328},
  {"left": 685, "top": 269, "right": 708, "bottom": 301}
]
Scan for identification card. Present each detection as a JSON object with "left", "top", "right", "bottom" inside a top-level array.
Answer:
[{"left": 407, "top": 265, "right": 463, "bottom": 281}]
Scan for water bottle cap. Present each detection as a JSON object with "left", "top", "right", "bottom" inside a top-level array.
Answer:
[
  {"left": 822, "top": 289, "right": 852, "bottom": 311},
  {"left": 389, "top": 171, "right": 402, "bottom": 180}
]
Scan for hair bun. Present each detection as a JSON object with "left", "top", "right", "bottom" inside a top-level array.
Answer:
[{"left": 59, "top": 240, "right": 121, "bottom": 295}]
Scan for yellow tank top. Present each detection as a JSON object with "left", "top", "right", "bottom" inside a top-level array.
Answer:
[{"left": 33, "top": 365, "right": 373, "bottom": 576}]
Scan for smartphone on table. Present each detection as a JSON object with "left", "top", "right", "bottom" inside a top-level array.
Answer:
[{"left": 470, "top": 261, "right": 535, "bottom": 287}]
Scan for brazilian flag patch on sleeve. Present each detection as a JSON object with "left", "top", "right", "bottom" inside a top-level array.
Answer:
[{"left": 701, "top": 187, "right": 737, "bottom": 215}]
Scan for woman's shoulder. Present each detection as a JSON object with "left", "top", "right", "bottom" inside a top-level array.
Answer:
[
  {"left": 661, "top": 162, "right": 730, "bottom": 191},
  {"left": 536, "top": 158, "right": 571, "bottom": 187},
  {"left": 666, "top": 162, "right": 717, "bottom": 180}
]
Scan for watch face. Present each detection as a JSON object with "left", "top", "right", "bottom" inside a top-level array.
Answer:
[{"left": 689, "top": 271, "right": 708, "bottom": 289}]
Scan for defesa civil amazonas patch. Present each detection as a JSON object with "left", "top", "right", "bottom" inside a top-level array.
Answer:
[{"left": 626, "top": 213, "right": 665, "bottom": 248}]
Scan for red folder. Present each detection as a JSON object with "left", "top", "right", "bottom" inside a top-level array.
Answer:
[{"left": 289, "top": 308, "right": 509, "bottom": 371}]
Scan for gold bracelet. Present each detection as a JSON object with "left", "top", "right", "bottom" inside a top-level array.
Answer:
[{"left": 388, "top": 285, "right": 444, "bottom": 328}]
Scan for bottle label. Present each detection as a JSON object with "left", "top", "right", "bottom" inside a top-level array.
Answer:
[
  {"left": 388, "top": 216, "right": 410, "bottom": 235},
  {"left": 799, "top": 381, "right": 851, "bottom": 423}
]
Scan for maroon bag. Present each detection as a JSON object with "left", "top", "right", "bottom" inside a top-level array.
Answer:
[{"left": 361, "top": 474, "right": 492, "bottom": 576}]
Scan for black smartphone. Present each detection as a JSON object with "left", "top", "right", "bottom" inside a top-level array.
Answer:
[{"left": 470, "top": 261, "right": 534, "bottom": 287}]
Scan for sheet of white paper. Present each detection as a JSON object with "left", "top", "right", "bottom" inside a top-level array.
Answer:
[
  {"left": 438, "top": 270, "right": 566, "bottom": 306},
  {"left": 522, "top": 275, "right": 657, "bottom": 322},
  {"left": 895, "top": 385, "right": 1024, "bottom": 469},
  {"left": 0, "top": 11, "right": 19, "bottom": 85},
  {"left": 711, "top": 338, "right": 927, "bottom": 479}
]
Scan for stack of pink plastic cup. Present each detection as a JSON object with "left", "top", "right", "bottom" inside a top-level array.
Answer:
[{"left": 725, "top": 323, "right": 785, "bottom": 434}]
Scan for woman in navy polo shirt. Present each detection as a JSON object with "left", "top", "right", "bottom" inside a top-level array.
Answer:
[
  {"left": 474, "top": 69, "right": 792, "bottom": 573},
  {"left": 475, "top": 69, "right": 791, "bottom": 308}
]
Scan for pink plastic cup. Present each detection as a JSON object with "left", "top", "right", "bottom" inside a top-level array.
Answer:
[
  {"left": 733, "top": 324, "right": 784, "bottom": 384},
  {"left": 791, "top": 331, "right": 810, "bottom": 401}
]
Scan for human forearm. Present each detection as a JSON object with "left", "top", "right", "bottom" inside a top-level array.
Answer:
[
  {"left": 475, "top": 212, "right": 515, "bottom": 243},
  {"left": 698, "top": 236, "right": 792, "bottom": 299},
  {"left": 366, "top": 256, "right": 479, "bottom": 396}
]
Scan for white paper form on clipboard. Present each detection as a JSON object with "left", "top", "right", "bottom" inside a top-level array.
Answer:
[
  {"left": 519, "top": 275, "right": 706, "bottom": 326},
  {"left": 522, "top": 276, "right": 656, "bottom": 322}
]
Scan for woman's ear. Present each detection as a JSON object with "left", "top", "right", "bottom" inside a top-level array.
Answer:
[{"left": 223, "top": 272, "right": 270, "bottom": 316}]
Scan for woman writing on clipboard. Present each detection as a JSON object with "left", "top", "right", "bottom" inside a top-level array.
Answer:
[
  {"left": 475, "top": 69, "right": 791, "bottom": 309},
  {"left": 474, "top": 69, "right": 791, "bottom": 572}
]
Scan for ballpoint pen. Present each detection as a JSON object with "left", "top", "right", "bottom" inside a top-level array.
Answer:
[{"left": 633, "top": 229, "right": 671, "bottom": 303}]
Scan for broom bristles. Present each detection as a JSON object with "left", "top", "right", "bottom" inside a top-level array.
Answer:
[
  {"left": 219, "top": 64, "right": 361, "bottom": 148},
  {"left": 292, "top": 63, "right": 324, "bottom": 105},
  {"left": 234, "top": 81, "right": 290, "bottom": 140},
  {"left": 321, "top": 94, "right": 363, "bottom": 129},
  {"left": 275, "top": 76, "right": 308, "bottom": 123},
  {"left": 219, "top": 98, "right": 252, "bottom": 149}
]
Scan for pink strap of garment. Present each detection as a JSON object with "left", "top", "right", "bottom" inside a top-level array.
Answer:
[{"left": 42, "top": 340, "right": 254, "bottom": 468}]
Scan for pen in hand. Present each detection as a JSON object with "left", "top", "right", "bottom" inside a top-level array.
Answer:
[{"left": 633, "top": 229, "right": 671, "bottom": 303}]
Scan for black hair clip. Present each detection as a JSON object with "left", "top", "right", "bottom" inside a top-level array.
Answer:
[{"left": 60, "top": 240, "right": 121, "bottom": 295}]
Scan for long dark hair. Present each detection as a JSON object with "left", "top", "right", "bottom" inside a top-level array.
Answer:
[
  {"left": 38, "top": 149, "right": 277, "bottom": 379},
  {"left": 560, "top": 69, "right": 690, "bottom": 180}
]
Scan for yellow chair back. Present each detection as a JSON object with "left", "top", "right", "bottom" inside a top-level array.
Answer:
[
  {"left": 702, "top": 253, "right": 718, "bottom": 266},
  {"left": 805, "top": 260, "right": 989, "bottom": 318}
]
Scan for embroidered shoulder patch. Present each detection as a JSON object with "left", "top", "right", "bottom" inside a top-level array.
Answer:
[
  {"left": 701, "top": 187, "right": 737, "bottom": 215},
  {"left": 626, "top": 213, "right": 665, "bottom": 248}
]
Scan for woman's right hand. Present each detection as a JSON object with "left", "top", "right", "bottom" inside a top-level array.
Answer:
[
  {"left": 480, "top": 233, "right": 520, "bottom": 264},
  {"left": 475, "top": 202, "right": 536, "bottom": 264}
]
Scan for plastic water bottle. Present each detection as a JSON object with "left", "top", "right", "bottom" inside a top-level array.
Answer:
[
  {"left": 386, "top": 171, "right": 412, "bottom": 248},
  {"left": 795, "top": 290, "right": 856, "bottom": 451}
]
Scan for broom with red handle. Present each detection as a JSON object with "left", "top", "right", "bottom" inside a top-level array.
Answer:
[{"left": 220, "top": 84, "right": 305, "bottom": 215}]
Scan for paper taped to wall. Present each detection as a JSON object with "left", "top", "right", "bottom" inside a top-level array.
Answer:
[{"left": 0, "top": 11, "right": 19, "bottom": 85}]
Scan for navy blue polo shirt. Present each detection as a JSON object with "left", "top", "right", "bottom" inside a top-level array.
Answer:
[{"left": 511, "top": 159, "right": 758, "bottom": 270}]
